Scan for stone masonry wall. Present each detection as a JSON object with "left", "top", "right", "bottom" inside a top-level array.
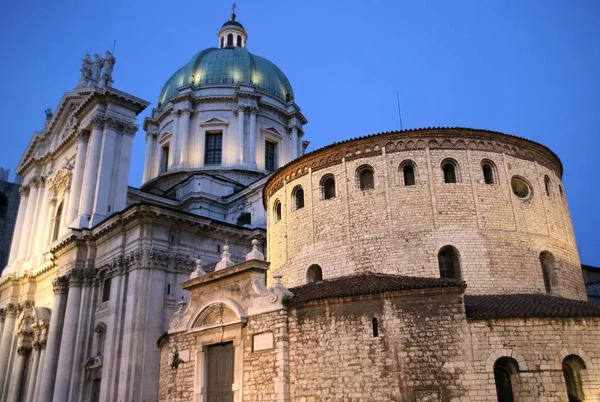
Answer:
[
  {"left": 288, "top": 290, "right": 469, "bottom": 401},
  {"left": 466, "top": 317, "right": 600, "bottom": 401},
  {"left": 266, "top": 131, "right": 584, "bottom": 300}
]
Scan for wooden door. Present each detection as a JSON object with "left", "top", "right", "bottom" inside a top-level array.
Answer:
[{"left": 206, "top": 342, "right": 234, "bottom": 402}]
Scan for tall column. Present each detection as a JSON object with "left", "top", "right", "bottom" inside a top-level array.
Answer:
[
  {"left": 53, "top": 270, "right": 84, "bottom": 401},
  {"left": 66, "top": 131, "right": 89, "bottom": 226},
  {"left": 0, "top": 305, "right": 18, "bottom": 394},
  {"left": 8, "top": 186, "right": 29, "bottom": 265},
  {"left": 248, "top": 107, "right": 257, "bottom": 167},
  {"left": 298, "top": 131, "right": 303, "bottom": 156},
  {"left": 237, "top": 106, "right": 245, "bottom": 164},
  {"left": 290, "top": 126, "right": 299, "bottom": 160},
  {"left": 33, "top": 182, "right": 52, "bottom": 255},
  {"left": 38, "top": 276, "right": 69, "bottom": 402},
  {"left": 44, "top": 199, "right": 57, "bottom": 247},
  {"left": 68, "top": 270, "right": 96, "bottom": 402},
  {"left": 91, "top": 119, "right": 119, "bottom": 226},
  {"left": 32, "top": 342, "right": 46, "bottom": 402},
  {"left": 7, "top": 346, "right": 31, "bottom": 402},
  {"left": 113, "top": 126, "right": 136, "bottom": 213},
  {"left": 0, "top": 310, "right": 5, "bottom": 342},
  {"left": 18, "top": 179, "right": 39, "bottom": 261},
  {"left": 24, "top": 340, "right": 42, "bottom": 402},
  {"left": 178, "top": 109, "right": 192, "bottom": 167},
  {"left": 169, "top": 110, "right": 180, "bottom": 169},
  {"left": 78, "top": 118, "right": 104, "bottom": 227},
  {"left": 142, "top": 132, "right": 157, "bottom": 183}
]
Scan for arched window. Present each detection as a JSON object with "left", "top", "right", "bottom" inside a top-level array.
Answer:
[
  {"left": 102, "top": 277, "right": 111, "bottom": 302},
  {"left": 321, "top": 175, "right": 336, "bottom": 200},
  {"left": 357, "top": 165, "right": 375, "bottom": 191},
  {"left": 442, "top": 159, "right": 459, "bottom": 184},
  {"left": 563, "top": 355, "right": 586, "bottom": 401},
  {"left": 227, "top": 33, "right": 233, "bottom": 46},
  {"left": 438, "top": 246, "right": 460, "bottom": 279},
  {"left": 237, "top": 35, "right": 242, "bottom": 47},
  {"left": 306, "top": 264, "right": 323, "bottom": 284},
  {"left": 494, "top": 357, "right": 519, "bottom": 402},
  {"left": 220, "top": 36, "right": 224, "bottom": 48},
  {"left": 95, "top": 322, "right": 107, "bottom": 356},
  {"left": 160, "top": 144, "right": 169, "bottom": 173},
  {"left": 292, "top": 186, "right": 304, "bottom": 211},
  {"left": 372, "top": 317, "right": 379, "bottom": 337},
  {"left": 481, "top": 160, "right": 498, "bottom": 185},
  {"left": 401, "top": 161, "right": 416, "bottom": 186},
  {"left": 540, "top": 251, "right": 557, "bottom": 293},
  {"left": 544, "top": 175, "right": 551, "bottom": 197},
  {"left": 236, "top": 212, "right": 251, "bottom": 226},
  {"left": 52, "top": 202, "right": 63, "bottom": 242},
  {"left": 0, "top": 193, "right": 7, "bottom": 218},
  {"left": 273, "top": 200, "right": 282, "bottom": 223}
]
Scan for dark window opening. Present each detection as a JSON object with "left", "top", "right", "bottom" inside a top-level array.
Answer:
[
  {"left": 306, "top": 265, "right": 322, "bottom": 284},
  {"left": 563, "top": 355, "right": 586, "bottom": 402},
  {"left": 0, "top": 193, "right": 7, "bottom": 218},
  {"left": 205, "top": 132, "right": 223, "bottom": 165},
  {"left": 358, "top": 167, "right": 374, "bottom": 191},
  {"left": 540, "top": 251, "right": 556, "bottom": 293},
  {"left": 237, "top": 35, "right": 242, "bottom": 47},
  {"left": 285, "top": 93, "right": 292, "bottom": 102},
  {"left": 403, "top": 164, "right": 415, "bottom": 186},
  {"left": 217, "top": 245, "right": 221, "bottom": 253},
  {"left": 482, "top": 163, "right": 496, "bottom": 184},
  {"left": 52, "top": 202, "right": 63, "bottom": 242},
  {"left": 265, "top": 141, "right": 276, "bottom": 172},
  {"left": 167, "top": 284, "right": 171, "bottom": 295},
  {"left": 102, "top": 278, "right": 111, "bottom": 303},
  {"left": 237, "top": 212, "right": 251, "bottom": 226},
  {"left": 227, "top": 33, "right": 233, "bottom": 46},
  {"left": 274, "top": 200, "right": 282, "bottom": 222},
  {"left": 293, "top": 186, "right": 304, "bottom": 210},
  {"left": 220, "top": 37, "right": 224, "bottom": 48},
  {"left": 438, "top": 246, "right": 460, "bottom": 280},
  {"left": 160, "top": 145, "right": 169, "bottom": 173},
  {"left": 443, "top": 162, "right": 457, "bottom": 184},
  {"left": 494, "top": 357, "right": 518, "bottom": 402},
  {"left": 322, "top": 176, "right": 336, "bottom": 199},
  {"left": 544, "top": 175, "right": 551, "bottom": 197},
  {"left": 372, "top": 317, "right": 379, "bottom": 337}
]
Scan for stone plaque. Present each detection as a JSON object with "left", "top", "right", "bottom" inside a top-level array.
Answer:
[{"left": 253, "top": 332, "right": 274, "bottom": 352}]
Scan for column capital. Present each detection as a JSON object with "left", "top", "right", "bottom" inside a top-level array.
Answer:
[
  {"left": 68, "top": 269, "right": 85, "bottom": 287},
  {"left": 83, "top": 270, "right": 96, "bottom": 287},
  {"left": 146, "top": 131, "right": 159, "bottom": 141},
  {"left": 17, "top": 346, "right": 32, "bottom": 356},
  {"left": 78, "top": 129, "right": 90, "bottom": 143},
  {"left": 235, "top": 105, "right": 247, "bottom": 113},
  {"left": 0, "top": 309, "right": 4, "bottom": 319},
  {"left": 248, "top": 106, "right": 258, "bottom": 115},
  {"left": 52, "top": 276, "right": 70, "bottom": 295},
  {"left": 5, "top": 304, "right": 19, "bottom": 318},
  {"left": 122, "top": 122, "right": 139, "bottom": 136},
  {"left": 29, "top": 176, "right": 43, "bottom": 188},
  {"left": 288, "top": 124, "right": 301, "bottom": 133},
  {"left": 18, "top": 300, "right": 34, "bottom": 310},
  {"left": 180, "top": 108, "right": 194, "bottom": 116},
  {"left": 91, "top": 115, "right": 105, "bottom": 129},
  {"left": 18, "top": 185, "right": 30, "bottom": 196},
  {"left": 33, "top": 341, "right": 43, "bottom": 351},
  {"left": 172, "top": 109, "right": 182, "bottom": 117}
]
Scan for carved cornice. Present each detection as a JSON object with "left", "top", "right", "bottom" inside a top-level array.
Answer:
[{"left": 52, "top": 276, "right": 70, "bottom": 294}]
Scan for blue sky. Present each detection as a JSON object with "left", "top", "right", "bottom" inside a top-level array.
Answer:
[{"left": 0, "top": 0, "right": 598, "bottom": 265}]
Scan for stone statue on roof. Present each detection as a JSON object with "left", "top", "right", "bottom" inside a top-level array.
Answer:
[
  {"left": 98, "top": 50, "right": 116, "bottom": 88},
  {"left": 90, "top": 53, "right": 104, "bottom": 85},
  {"left": 75, "top": 54, "right": 93, "bottom": 88}
]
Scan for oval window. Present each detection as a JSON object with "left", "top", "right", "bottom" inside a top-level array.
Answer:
[{"left": 511, "top": 176, "right": 532, "bottom": 199}]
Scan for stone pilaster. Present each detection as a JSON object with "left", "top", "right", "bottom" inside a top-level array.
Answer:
[
  {"left": 18, "top": 178, "right": 40, "bottom": 260},
  {"left": 53, "top": 270, "right": 85, "bottom": 401},
  {"left": 66, "top": 130, "right": 90, "bottom": 225},
  {"left": 37, "top": 276, "right": 69, "bottom": 402},
  {"left": 8, "top": 185, "right": 29, "bottom": 265},
  {"left": 6, "top": 346, "right": 32, "bottom": 402},
  {"left": 178, "top": 109, "right": 193, "bottom": 167},
  {"left": 91, "top": 118, "right": 119, "bottom": 226},
  {"left": 78, "top": 117, "right": 104, "bottom": 227},
  {"left": 33, "top": 178, "right": 51, "bottom": 255},
  {"left": 248, "top": 107, "right": 258, "bottom": 167},
  {"left": 237, "top": 105, "right": 246, "bottom": 164},
  {"left": 143, "top": 132, "right": 158, "bottom": 183},
  {"left": 169, "top": 110, "right": 181, "bottom": 169},
  {"left": 290, "top": 125, "right": 299, "bottom": 160},
  {"left": 0, "top": 304, "right": 18, "bottom": 394},
  {"left": 25, "top": 337, "right": 44, "bottom": 402}
]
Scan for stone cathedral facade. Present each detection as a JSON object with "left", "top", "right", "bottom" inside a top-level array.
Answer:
[{"left": 1, "top": 11, "right": 599, "bottom": 402}]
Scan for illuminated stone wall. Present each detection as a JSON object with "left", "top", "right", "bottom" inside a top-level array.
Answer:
[{"left": 264, "top": 128, "right": 585, "bottom": 299}]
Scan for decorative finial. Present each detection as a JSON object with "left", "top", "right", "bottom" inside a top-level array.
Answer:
[
  {"left": 215, "top": 244, "right": 234, "bottom": 271},
  {"left": 246, "top": 238, "right": 265, "bottom": 261},
  {"left": 231, "top": 3, "right": 237, "bottom": 20},
  {"left": 177, "top": 296, "right": 186, "bottom": 312},
  {"left": 190, "top": 258, "right": 205, "bottom": 279}
]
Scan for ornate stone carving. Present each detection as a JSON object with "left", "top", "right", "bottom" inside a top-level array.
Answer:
[
  {"left": 266, "top": 273, "right": 293, "bottom": 304},
  {"left": 78, "top": 130, "right": 90, "bottom": 143},
  {"left": 83, "top": 270, "right": 96, "bottom": 287},
  {"left": 52, "top": 276, "right": 70, "bottom": 295},
  {"left": 69, "top": 269, "right": 85, "bottom": 287},
  {"left": 91, "top": 115, "right": 105, "bottom": 129},
  {"left": 17, "top": 346, "right": 32, "bottom": 356},
  {"left": 0, "top": 308, "right": 4, "bottom": 319},
  {"left": 4, "top": 304, "right": 18, "bottom": 318},
  {"left": 18, "top": 185, "right": 30, "bottom": 196},
  {"left": 122, "top": 122, "right": 138, "bottom": 136},
  {"left": 76, "top": 54, "right": 93, "bottom": 88}
]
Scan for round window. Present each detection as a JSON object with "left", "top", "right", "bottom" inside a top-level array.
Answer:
[{"left": 511, "top": 176, "right": 532, "bottom": 199}]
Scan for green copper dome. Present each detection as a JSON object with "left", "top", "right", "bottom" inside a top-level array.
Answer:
[{"left": 158, "top": 47, "right": 294, "bottom": 106}]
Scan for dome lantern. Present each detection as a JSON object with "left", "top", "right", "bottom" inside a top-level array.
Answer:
[{"left": 218, "top": 5, "right": 247, "bottom": 49}]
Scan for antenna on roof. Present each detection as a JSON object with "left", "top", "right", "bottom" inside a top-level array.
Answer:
[
  {"left": 112, "top": 40, "right": 116, "bottom": 55},
  {"left": 396, "top": 90, "right": 403, "bottom": 131}
]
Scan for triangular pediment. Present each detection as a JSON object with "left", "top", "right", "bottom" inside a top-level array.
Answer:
[
  {"left": 261, "top": 126, "right": 283, "bottom": 139},
  {"left": 200, "top": 116, "right": 229, "bottom": 126}
]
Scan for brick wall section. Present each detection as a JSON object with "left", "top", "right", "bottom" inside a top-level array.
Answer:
[
  {"left": 265, "top": 133, "right": 584, "bottom": 300},
  {"left": 0, "top": 180, "right": 20, "bottom": 272},
  {"left": 466, "top": 317, "right": 600, "bottom": 401},
  {"left": 159, "top": 332, "right": 196, "bottom": 402},
  {"left": 288, "top": 290, "right": 469, "bottom": 401}
]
